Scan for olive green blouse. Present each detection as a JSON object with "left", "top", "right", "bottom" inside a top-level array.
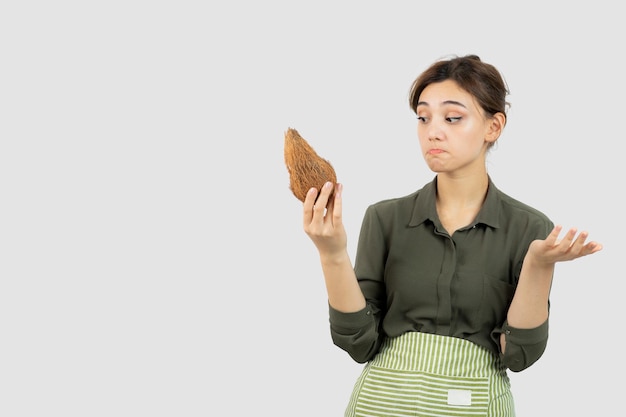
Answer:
[{"left": 329, "top": 176, "right": 554, "bottom": 372}]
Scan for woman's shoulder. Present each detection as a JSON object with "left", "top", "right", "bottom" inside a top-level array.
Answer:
[
  {"left": 364, "top": 184, "right": 431, "bottom": 224},
  {"left": 497, "top": 189, "right": 550, "bottom": 219},
  {"left": 368, "top": 186, "right": 425, "bottom": 211},
  {"left": 493, "top": 187, "right": 554, "bottom": 234},
  {"left": 370, "top": 178, "right": 434, "bottom": 209}
]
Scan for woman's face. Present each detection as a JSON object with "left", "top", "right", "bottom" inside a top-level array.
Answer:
[{"left": 415, "top": 80, "right": 500, "bottom": 176}]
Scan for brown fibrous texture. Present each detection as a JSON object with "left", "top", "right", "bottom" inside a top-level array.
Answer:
[{"left": 284, "top": 127, "right": 337, "bottom": 202}]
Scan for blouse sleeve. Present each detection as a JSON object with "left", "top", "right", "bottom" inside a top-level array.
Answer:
[
  {"left": 328, "top": 204, "right": 388, "bottom": 363},
  {"left": 494, "top": 212, "right": 553, "bottom": 372},
  {"left": 328, "top": 304, "right": 381, "bottom": 363},
  {"left": 494, "top": 319, "right": 549, "bottom": 372}
]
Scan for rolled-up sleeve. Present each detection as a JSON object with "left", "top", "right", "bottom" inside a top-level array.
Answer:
[
  {"left": 328, "top": 204, "right": 388, "bottom": 363},
  {"left": 494, "top": 319, "right": 549, "bottom": 372},
  {"left": 329, "top": 303, "right": 382, "bottom": 363}
]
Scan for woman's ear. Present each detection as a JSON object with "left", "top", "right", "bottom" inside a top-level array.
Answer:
[{"left": 485, "top": 112, "right": 506, "bottom": 144}]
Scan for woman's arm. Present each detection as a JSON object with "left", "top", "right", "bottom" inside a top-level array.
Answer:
[
  {"left": 501, "top": 225, "right": 603, "bottom": 352},
  {"left": 303, "top": 181, "right": 366, "bottom": 312}
]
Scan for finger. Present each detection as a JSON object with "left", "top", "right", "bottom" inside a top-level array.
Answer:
[
  {"left": 545, "top": 225, "right": 563, "bottom": 246},
  {"left": 331, "top": 183, "right": 343, "bottom": 227},
  {"left": 303, "top": 187, "right": 319, "bottom": 227},
  {"left": 585, "top": 241, "right": 603, "bottom": 254},
  {"left": 569, "top": 230, "right": 589, "bottom": 253},
  {"left": 574, "top": 232, "right": 604, "bottom": 257},
  {"left": 555, "top": 227, "right": 577, "bottom": 248},
  {"left": 326, "top": 190, "right": 335, "bottom": 223},
  {"left": 314, "top": 181, "right": 334, "bottom": 215}
]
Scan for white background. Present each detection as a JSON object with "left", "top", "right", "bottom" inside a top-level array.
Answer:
[{"left": 1, "top": 1, "right": 622, "bottom": 416}]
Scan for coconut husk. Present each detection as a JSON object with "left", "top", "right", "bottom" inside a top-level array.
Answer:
[{"left": 284, "top": 127, "right": 337, "bottom": 202}]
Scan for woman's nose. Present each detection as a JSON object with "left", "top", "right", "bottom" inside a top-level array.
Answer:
[{"left": 427, "top": 122, "right": 444, "bottom": 141}]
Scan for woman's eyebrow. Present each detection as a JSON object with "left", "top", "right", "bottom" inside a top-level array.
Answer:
[{"left": 416, "top": 100, "right": 467, "bottom": 108}]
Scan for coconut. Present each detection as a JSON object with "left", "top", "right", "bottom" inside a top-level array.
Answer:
[{"left": 284, "top": 127, "right": 337, "bottom": 202}]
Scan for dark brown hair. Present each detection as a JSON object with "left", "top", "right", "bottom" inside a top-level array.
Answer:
[{"left": 408, "top": 54, "right": 509, "bottom": 126}]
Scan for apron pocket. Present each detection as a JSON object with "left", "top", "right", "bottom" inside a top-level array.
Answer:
[{"left": 352, "top": 365, "right": 489, "bottom": 417}]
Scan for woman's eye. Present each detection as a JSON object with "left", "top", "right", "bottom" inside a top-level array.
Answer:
[
  {"left": 416, "top": 116, "right": 427, "bottom": 122},
  {"left": 446, "top": 117, "right": 462, "bottom": 123}
]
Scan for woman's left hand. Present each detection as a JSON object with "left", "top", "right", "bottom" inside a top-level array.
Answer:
[{"left": 527, "top": 225, "right": 603, "bottom": 266}]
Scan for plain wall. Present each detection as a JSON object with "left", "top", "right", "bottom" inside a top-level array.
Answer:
[{"left": 1, "top": 1, "right": 621, "bottom": 416}]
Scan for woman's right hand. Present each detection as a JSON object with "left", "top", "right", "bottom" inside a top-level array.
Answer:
[{"left": 303, "top": 181, "right": 348, "bottom": 258}]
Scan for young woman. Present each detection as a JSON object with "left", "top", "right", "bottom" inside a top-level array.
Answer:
[{"left": 301, "top": 55, "right": 602, "bottom": 416}]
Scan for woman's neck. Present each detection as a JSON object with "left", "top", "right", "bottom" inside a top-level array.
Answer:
[
  {"left": 435, "top": 172, "right": 489, "bottom": 208},
  {"left": 434, "top": 172, "right": 489, "bottom": 235}
]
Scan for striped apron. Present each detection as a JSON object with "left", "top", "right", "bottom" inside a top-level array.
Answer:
[{"left": 345, "top": 332, "right": 515, "bottom": 417}]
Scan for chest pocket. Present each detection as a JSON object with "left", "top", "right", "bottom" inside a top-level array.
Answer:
[{"left": 451, "top": 268, "right": 515, "bottom": 331}]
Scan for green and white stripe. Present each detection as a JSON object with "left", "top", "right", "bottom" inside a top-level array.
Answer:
[{"left": 345, "top": 332, "right": 515, "bottom": 417}]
